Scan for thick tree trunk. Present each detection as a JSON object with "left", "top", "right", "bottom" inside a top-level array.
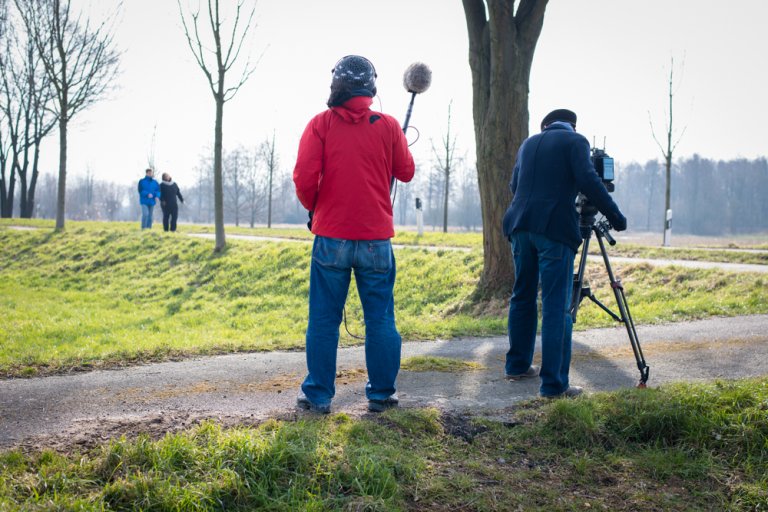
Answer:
[{"left": 463, "top": 0, "right": 548, "bottom": 300}]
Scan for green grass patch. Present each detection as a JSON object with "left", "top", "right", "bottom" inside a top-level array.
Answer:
[
  {"left": 400, "top": 355, "right": 484, "bottom": 372},
  {"left": 1, "top": 220, "right": 767, "bottom": 376},
  {"left": 1, "top": 378, "right": 767, "bottom": 510}
]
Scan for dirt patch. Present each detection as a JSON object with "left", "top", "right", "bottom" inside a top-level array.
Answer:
[
  {"left": 440, "top": 411, "right": 491, "bottom": 443},
  {"left": 11, "top": 412, "right": 236, "bottom": 454}
]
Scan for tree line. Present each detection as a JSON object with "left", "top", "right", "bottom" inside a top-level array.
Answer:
[
  {"left": 23, "top": 151, "right": 766, "bottom": 237},
  {"left": 614, "top": 155, "right": 768, "bottom": 236}
]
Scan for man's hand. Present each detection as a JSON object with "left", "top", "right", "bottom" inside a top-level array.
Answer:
[{"left": 611, "top": 213, "right": 627, "bottom": 232}]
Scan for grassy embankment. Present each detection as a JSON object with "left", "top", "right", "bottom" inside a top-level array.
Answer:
[
  {"left": 1, "top": 219, "right": 767, "bottom": 377},
  {"left": 1, "top": 378, "right": 766, "bottom": 510}
]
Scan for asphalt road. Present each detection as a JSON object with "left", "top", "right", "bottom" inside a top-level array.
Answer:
[{"left": 2, "top": 315, "right": 767, "bottom": 449}]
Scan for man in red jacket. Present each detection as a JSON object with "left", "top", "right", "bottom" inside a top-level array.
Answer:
[{"left": 293, "top": 55, "right": 415, "bottom": 414}]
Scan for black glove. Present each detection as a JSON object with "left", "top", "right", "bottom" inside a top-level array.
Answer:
[
  {"left": 306, "top": 211, "right": 313, "bottom": 231},
  {"left": 611, "top": 212, "right": 627, "bottom": 232}
]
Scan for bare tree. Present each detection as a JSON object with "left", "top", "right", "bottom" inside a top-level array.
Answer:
[
  {"left": 258, "top": 130, "right": 278, "bottom": 228},
  {"left": 178, "top": 0, "right": 256, "bottom": 251},
  {"left": 147, "top": 124, "right": 158, "bottom": 172},
  {"left": 649, "top": 56, "right": 686, "bottom": 247},
  {"left": 102, "top": 181, "right": 125, "bottom": 221},
  {"left": 223, "top": 146, "right": 248, "bottom": 226},
  {"left": 0, "top": 7, "right": 57, "bottom": 218},
  {"left": 463, "top": 0, "right": 548, "bottom": 300},
  {"left": 14, "top": 0, "right": 120, "bottom": 230},
  {"left": 192, "top": 154, "right": 214, "bottom": 224},
  {"left": 242, "top": 146, "right": 264, "bottom": 228},
  {"left": 431, "top": 101, "right": 458, "bottom": 233},
  {"left": 0, "top": 0, "right": 12, "bottom": 216}
]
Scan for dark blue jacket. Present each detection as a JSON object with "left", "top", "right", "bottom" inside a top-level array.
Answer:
[
  {"left": 502, "top": 123, "right": 626, "bottom": 251},
  {"left": 138, "top": 176, "right": 160, "bottom": 206}
]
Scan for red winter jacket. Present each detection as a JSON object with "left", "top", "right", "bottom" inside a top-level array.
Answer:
[{"left": 293, "top": 96, "right": 415, "bottom": 240}]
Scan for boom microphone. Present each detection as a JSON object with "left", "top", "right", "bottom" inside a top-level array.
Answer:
[
  {"left": 400, "top": 62, "right": 432, "bottom": 136},
  {"left": 403, "top": 62, "right": 432, "bottom": 94},
  {"left": 392, "top": 62, "right": 433, "bottom": 198}
]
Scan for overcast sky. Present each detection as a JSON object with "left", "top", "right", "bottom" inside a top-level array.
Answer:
[{"left": 49, "top": 0, "right": 768, "bottom": 187}]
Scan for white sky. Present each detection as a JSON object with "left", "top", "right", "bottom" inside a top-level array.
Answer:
[{"left": 50, "top": 0, "right": 768, "bottom": 187}]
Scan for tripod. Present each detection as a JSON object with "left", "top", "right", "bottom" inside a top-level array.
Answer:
[{"left": 570, "top": 205, "right": 650, "bottom": 387}]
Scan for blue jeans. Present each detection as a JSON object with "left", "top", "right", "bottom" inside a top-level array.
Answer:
[
  {"left": 141, "top": 204, "right": 154, "bottom": 229},
  {"left": 506, "top": 231, "right": 575, "bottom": 396},
  {"left": 301, "top": 236, "right": 401, "bottom": 406}
]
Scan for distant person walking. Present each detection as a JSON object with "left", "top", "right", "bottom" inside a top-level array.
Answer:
[
  {"left": 160, "top": 173, "right": 184, "bottom": 232},
  {"left": 138, "top": 168, "right": 160, "bottom": 229}
]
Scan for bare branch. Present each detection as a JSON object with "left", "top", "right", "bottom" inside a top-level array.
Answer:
[
  {"left": 647, "top": 111, "right": 667, "bottom": 159},
  {"left": 177, "top": 0, "right": 216, "bottom": 96}
]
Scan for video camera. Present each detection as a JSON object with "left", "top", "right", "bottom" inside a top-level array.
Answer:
[
  {"left": 591, "top": 147, "right": 615, "bottom": 192},
  {"left": 575, "top": 147, "right": 616, "bottom": 239}
]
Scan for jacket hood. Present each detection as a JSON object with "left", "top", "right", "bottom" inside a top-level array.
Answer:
[{"left": 331, "top": 96, "right": 373, "bottom": 124}]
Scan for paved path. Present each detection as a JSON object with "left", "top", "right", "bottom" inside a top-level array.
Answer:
[{"left": 2, "top": 315, "right": 767, "bottom": 449}]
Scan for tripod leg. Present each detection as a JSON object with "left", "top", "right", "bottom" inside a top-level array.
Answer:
[
  {"left": 570, "top": 236, "right": 591, "bottom": 322},
  {"left": 595, "top": 234, "right": 650, "bottom": 386}
]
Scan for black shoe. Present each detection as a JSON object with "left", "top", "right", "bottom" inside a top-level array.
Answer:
[
  {"left": 368, "top": 394, "right": 399, "bottom": 413},
  {"left": 540, "top": 386, "right": 584, "bottom": 399},
  {"left": 296, "top": 392, "right": 331, "bottom": 414},
  {"left": 505, "top": 365, "right": 540, "bottom": 381}
]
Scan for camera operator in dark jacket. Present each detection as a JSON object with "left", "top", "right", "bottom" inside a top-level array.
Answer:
[{"left": 502, "top": 109, "right": 626, "bottom": 399}]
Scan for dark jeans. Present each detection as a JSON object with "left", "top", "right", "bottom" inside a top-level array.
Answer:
[
  {"left": 506, "top": 231, "right": 575, "bottom": 396},
  {"left": 301, "top": 236, "right": 401, "bottom": 406},
  {"left": 162, "top": 204, "right": 178, "bottom": 232}
]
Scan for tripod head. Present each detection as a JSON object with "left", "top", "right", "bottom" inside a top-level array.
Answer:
[{"left": 575, "top": 193, "right": 616, "bottom": 246}]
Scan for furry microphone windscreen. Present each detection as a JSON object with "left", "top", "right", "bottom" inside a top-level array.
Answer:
[{"left": 403, "top": 62, "right": 432, "bottom": 94}]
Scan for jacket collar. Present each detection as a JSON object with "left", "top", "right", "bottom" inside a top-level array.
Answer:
[{"left": 544, "top": 121, "right": 575, "bottom": 132}]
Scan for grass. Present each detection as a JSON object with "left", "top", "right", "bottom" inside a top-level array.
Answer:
[
  {"left": 400, "top": 356, "right": 484, "bottom": 372},
  {"left": 1, "top": 378, "right": 766, "bottom": 510},
  {"left": 1, "top": 220, "right": 767, "bottom": 377}
]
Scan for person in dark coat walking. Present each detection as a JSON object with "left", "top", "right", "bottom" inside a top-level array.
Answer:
[
  {"left": 159, "top": 173, "right": 184, "bottom": 232},
  {"left": 502, "top": 109, "right": 627, "bottom": 399}
]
